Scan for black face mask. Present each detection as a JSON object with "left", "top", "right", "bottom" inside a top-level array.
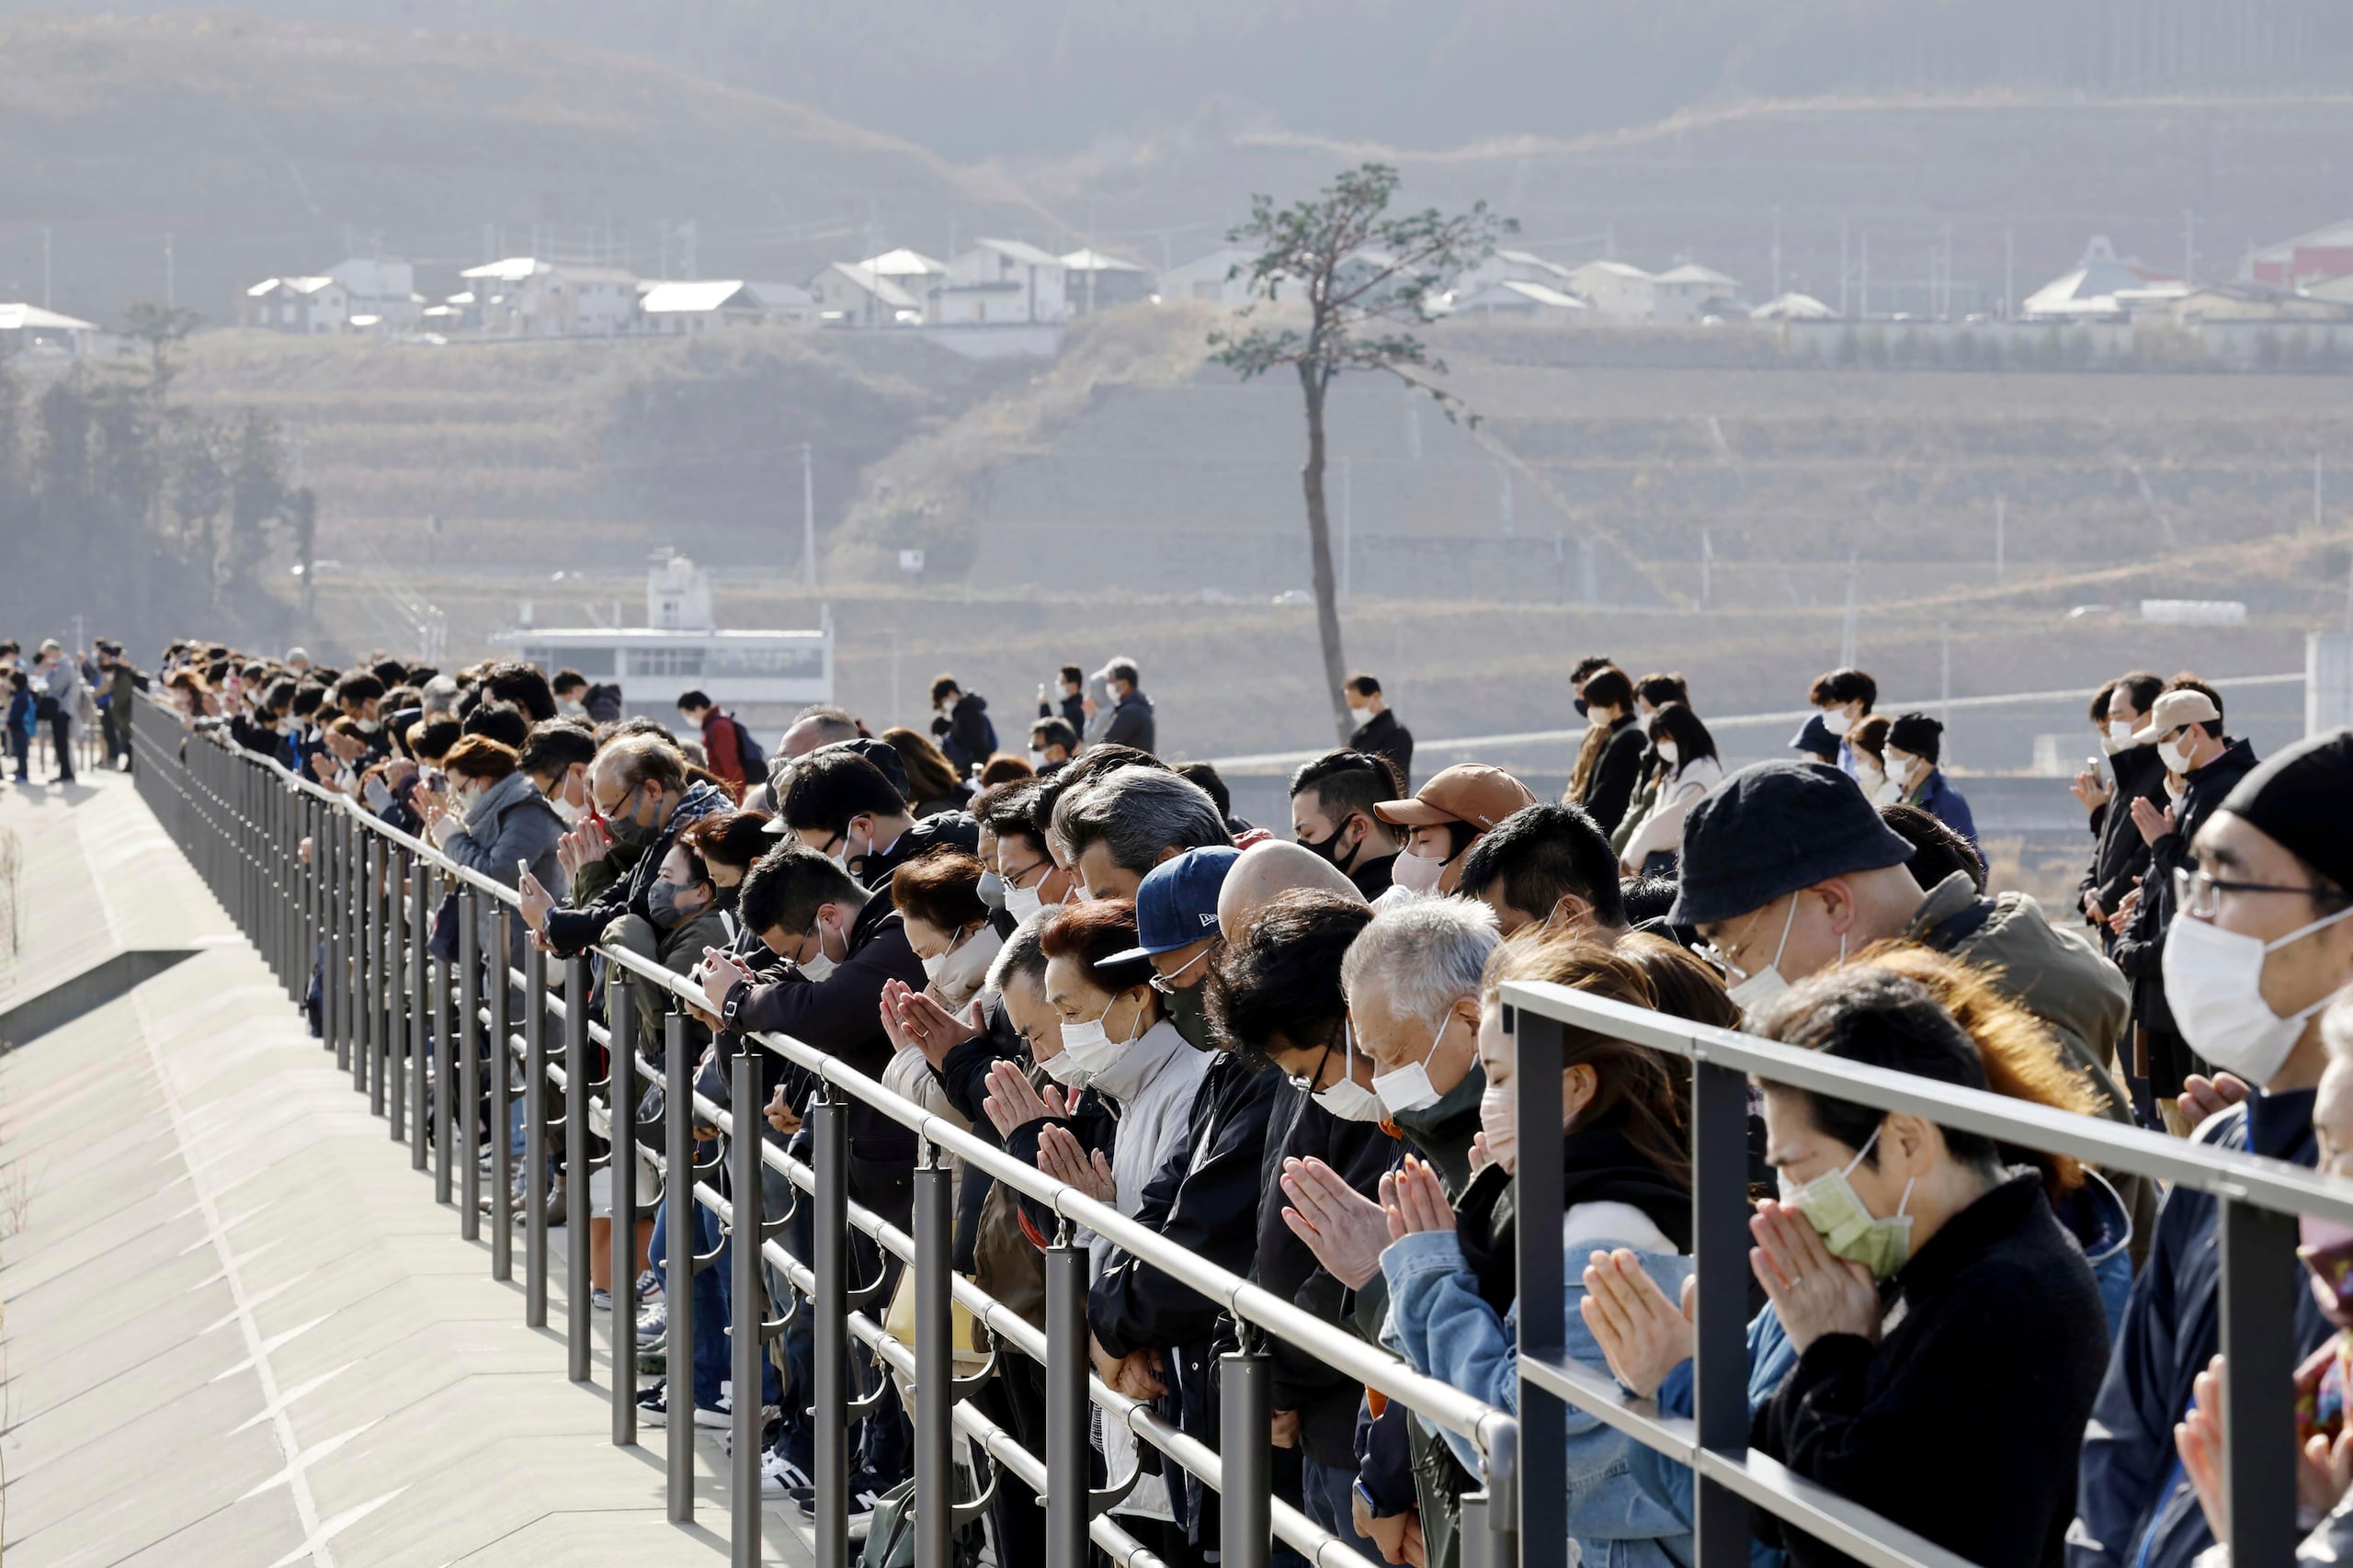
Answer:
[
  {"left": 1299, "top": 818, "right": 1360, "bottom": 873},
  {"left": 1573, "top": 696, "right": 1589, "bottom": 719}
]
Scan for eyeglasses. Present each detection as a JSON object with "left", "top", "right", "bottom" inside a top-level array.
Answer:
[
  {"left": 998, "top": 857, "right": 1051, "bottom": 889},
  {"left": 2173, "top": 865, "right": 2349, "bottom": 921},
  {"left": 1146, "top": 943, "right": 1216, "bottom": 995}
]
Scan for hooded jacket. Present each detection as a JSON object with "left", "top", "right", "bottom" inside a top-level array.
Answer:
[
  {"left": 440, "top": 768, "right": 571, "bottom": 949},
  {"left": 858, "top": 812, "right": 982, "bottom": 896},
  {"left": 1101, "top": 688, "right": 1156, "bottom": 756},
  {"left": 1757, "top": 1172, "right": 2109, "bottom": 1568},
  {"left": 541, "top": 779, "right": 729, "bottom": 957},
  {"left": 2071, "top": 1091, "right": 2334, "bottom": 1568},
  {"left": 932, "top": 690, "right": 995, "bottom": 776}
]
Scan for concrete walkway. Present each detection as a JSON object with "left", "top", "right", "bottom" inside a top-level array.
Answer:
[{"left": 0, "top": 773, "right": 806, "bottom": 1567}]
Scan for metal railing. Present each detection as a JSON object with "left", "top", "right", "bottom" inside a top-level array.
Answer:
[
  {"left": 1498, "top": 981, "right": 2353, "bottom": 1568},
  {"left": 128, "top": 693, "right": 1518, "bottom": 1568}
]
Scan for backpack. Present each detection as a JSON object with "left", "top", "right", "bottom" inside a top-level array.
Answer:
[
  {"left": 859, "top": 1471, "right": 988, "bottom": 1568},
  {"left": 729, "top": 714, "right": 767, "bottom": 778}
]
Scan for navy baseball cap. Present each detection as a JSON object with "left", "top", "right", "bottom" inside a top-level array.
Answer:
[
  {"left": 1665, "top": 760, "right": 1915, "bottom": 929},
  {"left": 1105, "top": 846, "right": 1240, "bottom": 962}
]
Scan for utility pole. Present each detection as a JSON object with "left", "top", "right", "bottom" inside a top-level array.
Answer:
[
  {"left": 2183, "top": 209, "right": 2197, "bottom": 287},
  {"left": 40, "top": 226, "right": 51, "bottom": 309},
  {"left": 2318, "top": 453, "right": 2326, "bottom": 535},
  {"left": 1579, "top": 537, "right": 1598, "bottom": 607},
  {"left": 801, "top": 442, "right": 818, "bottom": 587},
  {"left": 1771, "top": 205, "right": 1782, "bottom": 301},
  {"left": 1700, "top": 530, "right": 1713, "bottom": 609},
  {"left": 2004, "top": 227, "right": 2016, "bottom": 321},
  {"left": 1939, "top": 624, "right": 1952, "bottom": 728},
  {"left": 1995, "top": 495, "right": 2006, "bottom": 583},
  {"left": 1942, "top": 222, "right": 1954, "bottom": 319},
  {"left": 1340, "top": 455, "right": 1353, "bottom": 605},
  {"left": 1497, "top": 462, "right": 1514, "bottom": 537},
  {"left": 1859, "top": 232, "right": 1870, "bottom": 320},
  {"left": 1839, "top": 213, "right": 1850, "bottom": 317},
  {"left": 1840, "top": 552, "right": 1859, "bottom": 667},
  {"left": 165, "top": 233, "right": 176, "bottom": 308}
]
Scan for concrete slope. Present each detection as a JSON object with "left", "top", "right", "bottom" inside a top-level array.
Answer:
[{"left": 0, "top": 775, "right": 801, "bottom": 1567}]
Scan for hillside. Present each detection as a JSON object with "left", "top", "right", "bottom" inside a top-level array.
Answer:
[{"left": 0, "top": 13, "right": 1054, "bottom": 328}]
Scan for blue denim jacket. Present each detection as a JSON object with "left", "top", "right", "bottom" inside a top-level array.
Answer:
[{"left": 1381, "top": 1221, "right": 1699, "bottom": 1568}]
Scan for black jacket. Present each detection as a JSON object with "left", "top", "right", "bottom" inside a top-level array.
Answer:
[
  {"left": 1755, "top": 1173, "right": 2108, "bottom": 1568},
  {"left": 1253, "top": 1085, "right": 1399, "bottom": 1465},
  {"left": 1347, "top": 852, "right": 1398, "bottom": 901},
  {"left": 720, "top": 892, "right": 927, "bottom": 1200},
  {"left": 1349, "top": 709, "right": 1415, "bottom": 795},
  {"left": 1039, "top": 690, "right": 1086, "bottom": 733},
  {"left": 1005, "top": 1089, "right": 1119, "bottom": 1243},
  {"left": 1577, "top": 715, "right": 1647, "bottom": 835},
  {"left": 935, "top": 1014, "right": 1030, "bottom": 1273},
  {"left": 2112, "top": 737, "right": 2257, "bottom": 1090},
  {"left": 542, "top": 781, "right": 732, "bottom": 956},
  {"left": 2081, "top": 743, "right": 2165, "bottom": 927},
  {"left": 858, "top": 812, "right": 981, "bottom": 898},
  {"left": 931, "top": 691, "right": 994, "bottom": 776},
  {"left": 1101, "top": 689, "right": 1156, "bottom": 756},
  {"left": 2071, "top": 1090, "right": 2333, "bottom": 1568}
]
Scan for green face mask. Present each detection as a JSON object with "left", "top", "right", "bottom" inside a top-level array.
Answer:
[
  {"left": 1779, "top": 1125, "right": 1915, "bottom": 1280},
  {"left": 1165, "top": 982, "right": 1214, "bottom": 1052}
]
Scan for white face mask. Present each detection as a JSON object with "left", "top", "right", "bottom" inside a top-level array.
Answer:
[
  {"left": 550, "top": 790, "right": 585, "bottom": 826},
  {"left": 1391, "top": 847, "right": 1447, "bottom": 896},
  {"left": 1370, "top": 1006, "right": 1459, "bottom": 1118},
  {"left": 1003, "top": 883, "right": 1045, "bottom": 923},
  {"left": 1313, "top": 1021, "right": 1388, "bottom": 1124},
  {"left": 1653, "top": 740, "right": 1679, "bottom": 769},
  {"left": 2162, "top": 904, "right": 2353, "bottom": 1085},
  {"left": 1026, "top": 748, "right": 1049, "bottom": 768},
  {"left": 1059, "top": 991, "right": 1142, "bottom": 1084},
  {"left": 1821, "top": 706, "right": 1848, "bottom": 732},
  {"left": 2165, "top": 732, "right": 2202, "bottom": 774},
  {"left": 2109, "top": 719, "right": 2138, "bottom": 746},
  {"left": 1347, "top": 705, "right": 1371, "bottom": 725},
  {"left": 1883, "top": 749, "right": 1920, "bottom": 785},
  {"left": 1040, "top": 1047, "right": 1090, "bottom": 1086},
  {"left": 798, "top": 917, "right": 842, "bottom": 982},
  {"left": 1723, "top": 897, "right": 1803, "bottom": 1019}
]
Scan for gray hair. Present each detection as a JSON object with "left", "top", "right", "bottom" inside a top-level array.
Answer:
[
  {"left": 419, "top": 675, "right": 461, "bottom": 716},
  {"left": 1341, "top": 897, "right": 1501, "bottom": 1024},
  {"left": 598, "top": 733, "right": 688, "bottom": 794},
  {"left": 1050, "top": 765, "right": 1229, "bottom": 873},
  {"left": 988, "top": 915, "right": 1050, "bottom": 996}
]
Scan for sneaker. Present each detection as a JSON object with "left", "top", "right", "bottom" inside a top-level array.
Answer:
[
  {"left": 636, "top": 1382, "right": 730, "bottom": 1430},
  {"left": 759, "top": 1450, "right": 813, "bottom": 1496},
  {"left": 590, "top": 1286, "right": 614, "bottom": 1312},
  {"left": 784, "top": 1482, "right": 880, "bottom": 1524},
  {"left": 635, "top": 1269, "right": 662, "bottom": 1303},
  {"left": 635, "top": 1300, "right": 668, "bottom": 1346}
]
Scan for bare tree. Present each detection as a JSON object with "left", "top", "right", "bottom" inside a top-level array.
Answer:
[{"left": 1211, "top": 163, "right": 1512, "bottom": 741}]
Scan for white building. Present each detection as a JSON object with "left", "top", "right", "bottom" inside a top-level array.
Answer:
[
  {"left": 494, "top": 555, "right": 834, "bottom": 726},
  {"left": 639, "top": 279, "right": 768, "bottom": 334},
  {"left": 325, "top": 258, "right": 420, "bottom": 326},
  {"left": 239, "top": 276, "right": 352, "bottom": 334},
  {"left": 863, "top": 249, "right": 950, "bottom": 296},
  {"left": 1449, "top": 279, "right": 1589, "bottom": 320},
  {"left": 1563, "top": 260, "right": 1657, "bottom": 321},
  {"left": 1750, "top": 292, "right": 1836, "bottom": 322},
  {"left": 0, "top": 302, "right": 99, "bottom": 358},
  {"left": 1156, "top": 246, "right": 1259, "bottom": 307},
  {"left": 2021, "top": 238, "right": 2179, "bottom": 323},
  {"left": 1459, "top": 248, "right": 1578, "bottom": 295},
  {"left": 1653, "top": 263, "right": 1744, "bottom": 322},
  {"left": 460, "top": 257, "right": 641, "bottom": 336},
  {"left": 746, "top": 280, "right": 819, "bottom": 324},
  {"left": 1061, "top": 249, "right": 1154, "bottom": 313},
  {"left": 936, "top": 239, "right": 1068, "bottom": 325},
  {"left": 809, "top": 262, "right": 923, "bottom": 327}
]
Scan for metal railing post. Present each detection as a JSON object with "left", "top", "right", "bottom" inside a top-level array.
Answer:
[
  {"left": 356, "top": 829, "right": 376, "bottom": 1096},
  {"left": 610, "top": 978, "right": 639, "bottom": 1447},
  {"left": 565, "top": 954, "right": 593, "bottom": 1381},
  {"left": 1042, "top": 1239, "right": 1090, "bottom": 1568},
  {"left": 524, "top": 939, "right": 550, "bottom": 1327},
  {"left": 1690, "top": 1058, "right": 1755, "bottom": 1568},
  {"left": 434, "top": 915, "right": 455, "bottom": 1204},
  {"left": 731, "top": 1040, "right": 766, "bottom": 1567},
  {"left": 1463, "top": 1421, "right": 1519, "bottom": 1568},
  {"left": 489, "top": 915, "right": 515, "bottom": 1281},
  {"left": 665, "top": 1011, "right": 697, "bottom": 1519},
  {"left": 2222, "top": 1198, "right": 2301, "bottom": 1568},
  {"left": 812, "top": 1094, "right": 852, "bottom": 1568},
  {"left": 378, "top": 844, "right": 398, "bottom": 1123},
  {"left": 408, "top": 865, "right": 430, "bottom": 1165},
  {"left": 335, "top": 811, "right": 355, "bottom": 1071},
  {"left": 1221, "top": 1329, "right": 1274, "bottom": 1568},
  {"left": 914, "top": 1146, "right": 954, "bottom": 1568},
  {"left": 459, "top": 889, "right": 482, "bottom": 1237},
  {"left": 1506, "top": 1004, "right": 1567, "bottom": 1568}
]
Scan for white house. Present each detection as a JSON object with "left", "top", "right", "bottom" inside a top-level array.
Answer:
[
  {"left": 1459, "top": 248, "right": 1578, "bottom": 295},
  {"left": 746, "top": 280, "right": 819, "bottom": 324},
  {"left": 639, "top": 280, "right": 768, "bottom": 334},
  {"left": 239, "top": 276, "right": 352, "bottom": 334},
  {"left": 1156, "top": 247, "right": 1258, "bottom": 307},
  {"left": 2021, "top": 238, "right": 2179, "bottom": 324},
  {"left": 809, "top": 262, "right": 923, "bottom": 328},
  {"left": 325, "top": 258, "right": 419, "bottom": 326},
  {"left": 1750, "top": 292, "right": 1836, "bottom": 322},
  {"left": 0, "top": 302, "right": 99, "bottom": 358},
  {"left": 1061, "top": 249, "right": 1154, "bottom": 312},
  {"left": 1563, "top": 260, "right": 1656, "bottom": 321},
  {"left": 1449, "top": 279, "right": 1589, "bottom": 320},
  {"left": 861, "top": 249, "right": 949, "bottom": 295},
  {"left": 460, "top": 258, "right": 641, "bottom": 336},
  {"left": 1653, "top": 263, "right": 1744, "bottom": 322},
  {"left": 935, "top": 239, "right": 1068, "bottom": 325}
]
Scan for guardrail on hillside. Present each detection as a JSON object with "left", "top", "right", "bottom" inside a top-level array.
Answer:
[{"left": 131, "top": 693, "right": 2342, "bottom": 1568}]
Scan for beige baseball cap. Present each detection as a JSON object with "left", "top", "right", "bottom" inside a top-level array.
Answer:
[
  {"left": 1374, "top": 764, "right": 1537, "bottom": 831},
  {"left": 2132, "top": 688, "right": 2220, "bottom": 747}
]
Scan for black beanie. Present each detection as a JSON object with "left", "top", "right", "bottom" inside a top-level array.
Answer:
[
  {"left": 1886, "top": 712, "right": 1944, "bottom": 765},
  {"left": 2218, "top": 728, "right": 2353, "bottom": 896}
]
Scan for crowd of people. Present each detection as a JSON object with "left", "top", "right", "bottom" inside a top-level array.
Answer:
[
  {"left": 132, "top": 632, "right": 2353, "bottom": 1568},
  {"left": 0, "top": 637, "right": 141, "bottom": 783}
]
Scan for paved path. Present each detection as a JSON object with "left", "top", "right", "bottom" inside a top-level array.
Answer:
[{"left": 0, "top": 773, "right": 805, "bottom": 1567}]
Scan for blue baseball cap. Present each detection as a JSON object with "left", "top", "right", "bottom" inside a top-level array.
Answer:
[{"left": 1104, "top": 846, "right": 1240, "bottom": 962}]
